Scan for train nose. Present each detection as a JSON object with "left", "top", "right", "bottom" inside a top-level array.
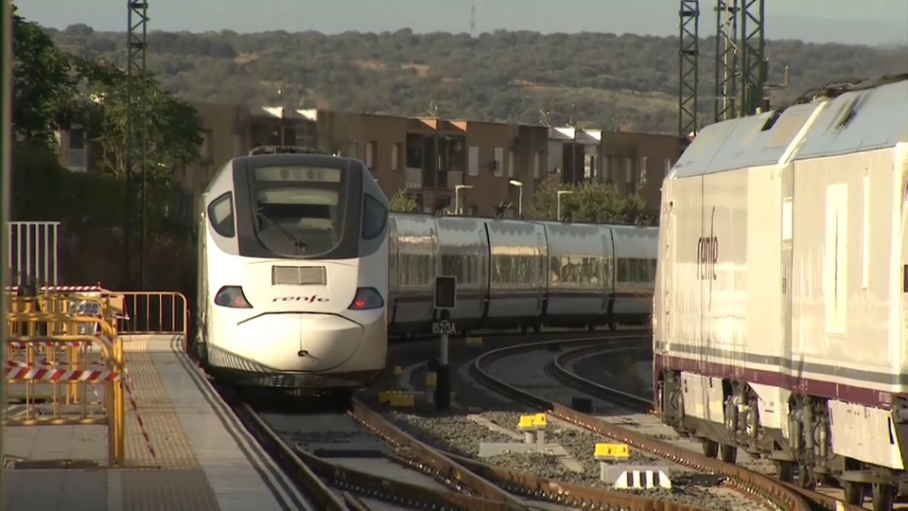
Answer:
[{"left": 238, "top": 314, "right": 364, "bottom": 372}]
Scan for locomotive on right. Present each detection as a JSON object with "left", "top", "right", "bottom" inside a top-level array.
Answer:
[{"left": 653, "top": 74, "right": 908, "bottom": 510}]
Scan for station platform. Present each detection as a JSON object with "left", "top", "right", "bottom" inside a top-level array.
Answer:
[{"left": 2, "top": 334, "right": 308, "bottom": 511}]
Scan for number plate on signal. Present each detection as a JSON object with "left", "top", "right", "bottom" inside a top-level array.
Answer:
[{"left": 432, "top": 320, "right": 457, "bottom": 335}]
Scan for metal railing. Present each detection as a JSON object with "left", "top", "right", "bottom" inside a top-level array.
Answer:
[
  {"left": 5, "top": 297, "right": 126, "bottom": 467},
  {"left": 115, "top": 291, "right": 189, "bottom": 351}
]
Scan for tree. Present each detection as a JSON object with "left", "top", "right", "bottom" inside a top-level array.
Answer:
[
  {"left": 77, "top": 59, "right": 203, "bottom": 181},
  {"left": 11, "top": 5, "right": 81, "bottom": 145},
  {"left": 389, "top": 189, "right": 419, "bottom": 213},
  {"left": 528, "top": 178, "right": 650, "bottom": 225}
]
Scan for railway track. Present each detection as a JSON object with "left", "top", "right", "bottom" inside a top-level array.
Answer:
[
  {"left": 549, "top": 342, "right": 889, "bottom": 511},
  {"left": 201, "top": 329, "right": 720, "bottom": 511},
  {"left": 219, "top": 382, "right": 517, "bottom": 511},
  {"left": 470, "top": 335, "right": 867, "bottom": 511},
  {"left": 227, "top": 382, "right": 713, "bottom": 511}
]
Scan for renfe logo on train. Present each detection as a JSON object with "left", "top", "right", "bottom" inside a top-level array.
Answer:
[
  {"left": 272, "top": 295, "right": 329, "bottom": 302},
  {"left": 697, "top": 236, "right": 718, "bottom": 281}
]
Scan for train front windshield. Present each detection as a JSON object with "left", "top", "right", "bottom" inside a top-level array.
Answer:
[{"left": 250, "top": 165, "right": 348, "bottom": 256}]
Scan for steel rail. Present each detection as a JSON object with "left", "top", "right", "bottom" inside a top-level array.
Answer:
[
  {"left": 470, "top": 335, "right": 815, "bottom": 511},
  {"left": 231, "top": 400, "right": 353, "bottom": 511},
  {"left": 549, "top": 342, "right": 867, "bottom": 511}
]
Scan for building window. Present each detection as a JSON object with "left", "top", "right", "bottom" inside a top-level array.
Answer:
[
  {"left": 391, "top": 143, "right": 401, "bottom": 171},
  {"left": 493, "top": 148, "right": 504, "bottom": 178},
  {"left": 348, "top": 140, "right": 360, "bottom": 159},
  {"left": 533, "top": 151, "right": 542, "bottom": 179},
  {"left": 66, "top": 129, "right": 88, "bottom": 173},
  {"left": 365, "top": 141, "right": 376, "bottom": 168},
  {"left": 69, "top": 130, "right": 85, "bottom": 149},
  {"left": 200, "top": 130, "right": 212, "bottom": 161},
  {"left": 468, "top": 146, "right": 480, "bottom": 176},
  {"left": 406, "top": 135, "right": 423, "bottom": 168},
  {"left": 625, "top": 156, "right": 636, "bottom": 191},
  {"left": 507, "top": 149, "right": 515, "bottom": 178}
]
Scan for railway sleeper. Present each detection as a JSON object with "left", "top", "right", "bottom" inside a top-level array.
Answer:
[{"left": 657, "top": 369, "right": 904, "bottom": 511}]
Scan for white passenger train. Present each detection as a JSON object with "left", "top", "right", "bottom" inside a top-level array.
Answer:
[
  {"left": 654, "top": 74, "right": 908, "bottom": 510},
  {"left": 196, "top": 147, "right": 658, "bottom": 396},
  {"left": 196, "top": 147, "right": 390, "bottom": 396},
  {"left": 388, "top": 217, "right": 657, "bottom": 336}
]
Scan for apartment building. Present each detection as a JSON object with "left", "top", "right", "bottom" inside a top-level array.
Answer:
[
  {"left": 548, "top": 127, "right": 684, "bottom": 212},
  {"left": 315, "top": 113, "right": 549, "bottom": 217},
  {"left": 55, "top": 101, "right": 680, "bottom": 220}
]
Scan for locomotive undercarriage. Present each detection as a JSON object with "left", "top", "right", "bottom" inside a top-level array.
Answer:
[{"left": 658, "top": 369, "right": 908, "bottom": 511}]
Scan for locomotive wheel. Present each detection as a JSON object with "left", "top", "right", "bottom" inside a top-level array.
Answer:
[
  {"left": 719, "top": 444, "right": 737, "bottom": 464},
  {"left": 608, "top": 321, "right": 618, "bottom": 332},
  {"left": 702, "top": 439, "right": 719, "bottom": 458},
  {"left": 871, "top": 483, "right": 894, "bottom": 511},
  {"left": 843, "top": 482, "right": 864, "bottom": 505},
  {"left": 533, "top": 324, "right": 542, "bottom": 333},
  {"left": 520, "top": 325, "right": 528, "bottom": 334},
  {"left": 775, "top": 461, "right": 794, "bottom": 483}
]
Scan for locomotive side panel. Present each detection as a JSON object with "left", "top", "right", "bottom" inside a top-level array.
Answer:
[
  {"left": 388, "top": 214, "right": 437, "bottom": 332},
  {"left": 790, "top": 148, "right": 902, "bottom": 394},
  {"left": 656, "top": 174, "right": 704, "bottom": 357},
  {"left": 485, "top": 219, "right": 545, "bottom": 323},
  {"left": 742, "top": 164, "right": 786, "bottom": 430},
  {"left": 700, "top": 168, "right": 749, "bottom": 370}
]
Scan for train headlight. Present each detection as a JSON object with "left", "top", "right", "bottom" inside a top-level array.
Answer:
[
  {"left": 214, "top": 286, "right": 253, "bottom": 309},
  {"left": 348, "top": 287, "right": 384, "bottom": 311}
]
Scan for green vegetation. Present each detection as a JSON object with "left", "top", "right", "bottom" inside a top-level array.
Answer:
[
  {"left": 12, "top": 8, "right": 203, "bottom": 290},
  {"left": 528, "top": 179, "right": 651, "bottom": 225},
  {"left": 388, "top": 189, "right": 419, "bottom": 213},
  {"left": 45, "top": 25, "right": 907, "bottom": 133}
]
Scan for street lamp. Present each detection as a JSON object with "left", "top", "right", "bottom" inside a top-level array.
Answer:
[
  {"left": 508, "top": 179, "right": 523, "bottom": 216},
  {"left": 454, "top": 185, "right": 473, "bottom": 215},
  {"left": 556, "top": 190, "right": 574, "bottom": 222}
]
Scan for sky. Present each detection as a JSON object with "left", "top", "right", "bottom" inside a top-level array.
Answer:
[{"left": 18, "top": 0, "right": 908, "bottom": 46}]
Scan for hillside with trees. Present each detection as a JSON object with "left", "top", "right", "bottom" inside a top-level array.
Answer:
[{"left": 46, "top": 25, "right": 907, "bottom": 134}]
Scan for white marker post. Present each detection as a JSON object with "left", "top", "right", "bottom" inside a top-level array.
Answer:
[{"left": 432, "top": 276, "right": 457, "bottom": 411}]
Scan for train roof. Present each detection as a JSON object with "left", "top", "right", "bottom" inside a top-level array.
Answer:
[
  {"left": 670, "top": 74, "right": 908, "bottom": 180},
  {"left": 391, "top": 211, "right": 655, "bottom": 231},
  {"left": 233, "top": 150, "right": 366, "bottom": 170}
]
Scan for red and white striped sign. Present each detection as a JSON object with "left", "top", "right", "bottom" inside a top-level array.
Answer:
[
  {"left": 8, "top": 340, "right": 94, "bottom": 348},
  {"left": 5, "top": 367, "right": 120, "bottom": 382},
  {"left": 6, "top": 285, "right": 108, "bottom": 293},
  {"left": 6, "top": 358, "right": 107, "bottom": 369}
]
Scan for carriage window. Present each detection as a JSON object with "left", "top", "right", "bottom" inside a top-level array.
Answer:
[
  {"left": 207, "top": 192, "right": 235, "bottom": 238},
  {"left": 362, "top": 195, "right": 388, "bottom": 240}
]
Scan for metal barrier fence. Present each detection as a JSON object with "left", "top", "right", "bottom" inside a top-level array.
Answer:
[
  {"left": 115, "top": 291, "right": 189, "bottom": 351},
  {"left": 5, "top": 298, "right": 126, "bottom": 467},
  {"left": 7, "top": 221, "right": 60, "bottom": 288}
]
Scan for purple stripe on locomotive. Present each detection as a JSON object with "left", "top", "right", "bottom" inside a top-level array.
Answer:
[{"left": 654, "top": 346, "right": 899, "bottom": 410}]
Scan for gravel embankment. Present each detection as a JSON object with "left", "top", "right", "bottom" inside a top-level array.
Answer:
[
  {"left": 373, "top": 346, "right": 766, "bottom": 511},
  {"left": 379, "top": 404, "right": 755, "bottom": 510}
]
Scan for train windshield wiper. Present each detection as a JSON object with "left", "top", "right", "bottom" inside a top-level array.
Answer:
[{"left": 256, "top": 209, "right": 307, "bottom": 251}]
